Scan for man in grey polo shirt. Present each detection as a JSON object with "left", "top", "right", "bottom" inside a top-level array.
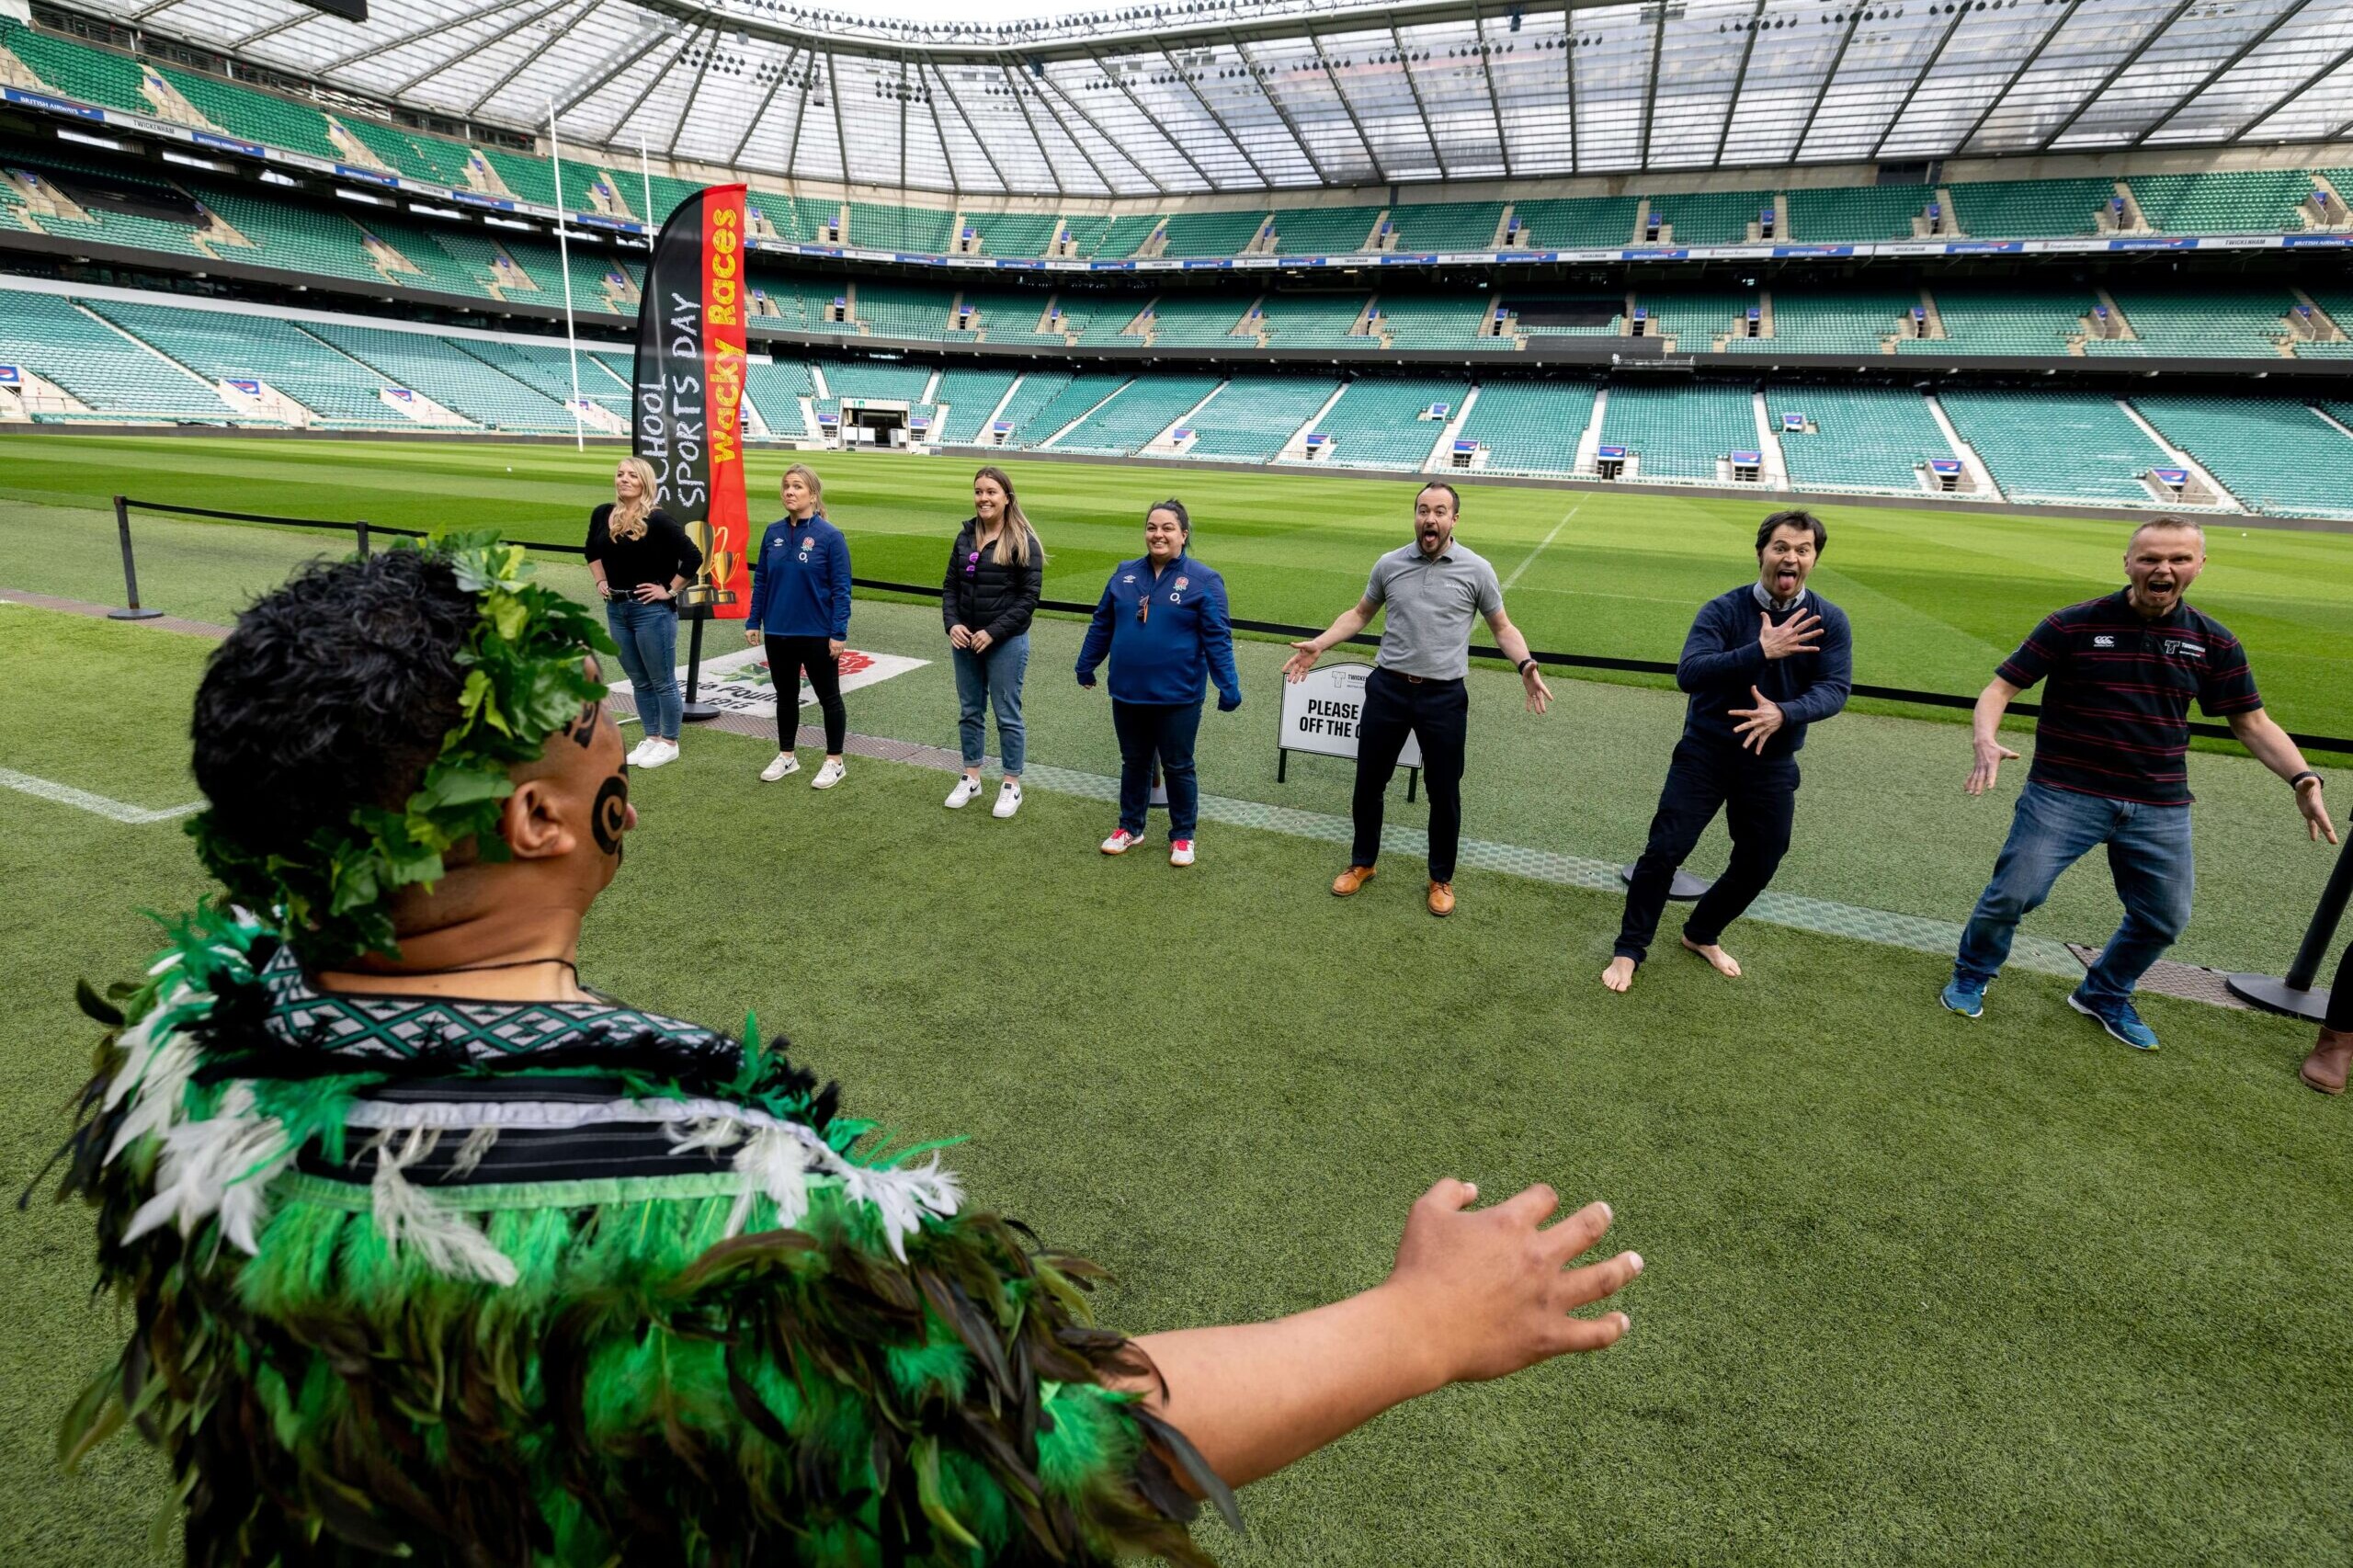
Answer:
[{"left": 1283, "top": 481, "right": 1552, "bottom": 916}]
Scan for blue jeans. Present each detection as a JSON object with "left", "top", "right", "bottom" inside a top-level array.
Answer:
[
  {"left": 952, "top": 634, "right": 1028, "bottom": 775},
  {"left": 605, "top": 599, "right": 681, "bottom": 741},
  {"left": 1954, "top": 780, "right": 2194, "bottom": 1005},
  {"left": 1112, "top": 699, "right": 1202, "bottom": 839}
]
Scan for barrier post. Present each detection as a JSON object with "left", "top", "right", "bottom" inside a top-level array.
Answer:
[
  {"left": 355, "top": 519, "right": 371, "bottom": 558},
  {"left": 2228, "top": 828, "right": 2351, "bottom": 1021},
  {"left": 107, "top": 495, "right": 163, "bottom": 621},
  {"left": 680, "top": 606, "right": 719, "bottom": 722}
]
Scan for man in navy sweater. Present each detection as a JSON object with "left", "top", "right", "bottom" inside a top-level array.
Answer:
[{"left": 1602, "top": 510, "right": 1853, "bottom": 993}]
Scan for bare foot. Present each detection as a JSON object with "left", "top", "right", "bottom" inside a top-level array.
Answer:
[
  {"left": 1601, "top": 957, "right": 1636, "bottom": 993},
  {"left": 1681, "top": 937, "right": 1742, "bottom": 978}
]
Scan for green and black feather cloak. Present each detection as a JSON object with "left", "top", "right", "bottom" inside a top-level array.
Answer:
[{"left": 58, "top": 914, "right": 1235, "bottom": 1566}]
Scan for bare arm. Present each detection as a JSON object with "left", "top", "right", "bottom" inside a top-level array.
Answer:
[
  {"left": 1967, "top": 677, "right": 2025, "bottom": 795},
  {"left": 1485, "top": 608, "right": 1552, "bottom": 714},
  {"left": 1133, "top": 1181, "right": 1638, "bottom": 1490},
  {"left": 1283, "top": 597, "right": 1379, "bottom": 680},
  {"left": 2227, "top": 709, "right": 2337, "bottom": 843}
]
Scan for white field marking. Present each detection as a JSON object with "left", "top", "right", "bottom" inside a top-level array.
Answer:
[
  {"left": 0, "top": 767, "right": 200, "bottom": 824},
  {"left": 1501, "top": 506, "right": 1581, "bottom": 592}
]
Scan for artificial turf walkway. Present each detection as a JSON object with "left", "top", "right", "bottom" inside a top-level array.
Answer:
[{"left": 3, "top": 594, "right": 2349, "bottom": 1566}]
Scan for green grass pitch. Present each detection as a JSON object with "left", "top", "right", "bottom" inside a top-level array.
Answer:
[{"left": 1, "top": 436, "right": 2351, "bottom": 1565}]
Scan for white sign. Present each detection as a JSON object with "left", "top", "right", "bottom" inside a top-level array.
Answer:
[
  {"left": 615, "top": 644, "right": 928, "bottom": 722},
  {"left": 1279, "top": 662, "right": 1421, "bottom": 767}
]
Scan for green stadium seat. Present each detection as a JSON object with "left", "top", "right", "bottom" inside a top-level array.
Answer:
[
  {"left": 1899, "top": 285, "right": 2086, "bottom": 357},
  {"left": 1771, "top": 385, "right": 1951, "bottom": 494},
  {"left": 1265, "top": 205, "right": 1382, "bottom": 254},
  {"left": 1937, "top": 389, "right": 2165, "bottom": 506},
  {"left": 301, "top": 322, "right": 576, "bottom": 431},
  {"left": 2082, "top": 286, "right": 2292, "bottom": 358},
  {"left": 813, "top": 358, "right": 932, "bottom": 403},
  {"left": 84, "top": 299, "right": 408, "bottom": 427},
  {"left": 1455, "top": 379, "right": 1599, "bottom": 475},
  {"left": 1786, "top": 184, "right": 1929, "bottom": 243},
  {"left": 2127, "top": 171, "right": 2316, "bottom": 234},
  {"left": 1260, "top": 292, "right": 1370, "bottom": 347},
  {"left": 1599, "top": 381, "right": 1756, "bottom": 483},
  {"left": 1301, "top": 376, "right": 1468, "bottom": 471},
  {"left": 1948, "top": 178, "right": 2119, "bottom": 238},
  {"left": 2131, "top": 395, "right": 2353, "bottom": 518},
  {"left": 1644, "top": 190, "right": 1774, "bottom": 245},
  {"left": 1178, "top": 375, "right": 1339, "bottom": 460},
  {"left": 997, "top": 371, "right": 1119, "bottom": 448},
  {"left": 0, "top": 286, "right": 235, "bottom": 420},
  {"left": 1158, "top": 210, "right": 1267, "bottom": 258},
  {"left": 960, "top": 210, "right": 1061, "bottom": 258},
  {"left": 1389, "top": 203, "right": 1506, "bottom": 252},
  {"left": 931, "top": 368, "right": 1022, "bottom": 443},
  {"left": 1051, "top": 373, "right": 1220, "bottom": 453},
  {"left": 1510, "top": 197, "right": 1641, "bottom": 248}
]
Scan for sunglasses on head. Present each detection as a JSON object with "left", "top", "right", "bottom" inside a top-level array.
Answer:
[{"left": 963, "top": 550, "right": 981, "bottom": 578}]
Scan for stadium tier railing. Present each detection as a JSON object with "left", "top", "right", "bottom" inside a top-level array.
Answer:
[{"left": 95, "top": 497, "right": 2353, "bottom": 757}]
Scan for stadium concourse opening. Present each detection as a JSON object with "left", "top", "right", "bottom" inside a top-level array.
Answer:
[{"left": 5, "top": 0, "right": 2353, "bottom": 1562}]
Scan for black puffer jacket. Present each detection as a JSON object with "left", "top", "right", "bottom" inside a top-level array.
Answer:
[{"left": 941, "top": 518, "right": 1041, "bottom": 643}]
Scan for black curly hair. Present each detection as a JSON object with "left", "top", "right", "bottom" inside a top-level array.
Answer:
[{"left": 190, "top": 550, "right": 478, "bottom": 869}]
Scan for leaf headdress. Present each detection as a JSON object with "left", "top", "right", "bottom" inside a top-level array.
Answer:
[{"left": 188, "top": 532, "right": 618, "bottom": 964}]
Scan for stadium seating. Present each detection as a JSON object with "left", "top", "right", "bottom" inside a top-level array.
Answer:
[
  {"left": 0, "top": 286, "right": 235, "bottom": 420},
  {"left": 1062, "top": 212, "right": 1165, "bottom": 259},
  {"left": 1, "top": 150, "right": 214, "bottom": 259},
  {"left": 2082, "top": 285, "right": 2293, "bottom": 358},
  {"left": 346, "top": 212, "right": 498, "bottom": 301},
  {"left": 1049, "top": 373, "right": 1220, "bottom": 453},
  {"left": 855, "top": 279, "right": 961, "bottom": 341},
  {"left": 2131, "top": 395, "right": 2353, "bottom": 518},
  {"left": 1771, "top": 385, "right": 1951, "bottom": 493},
  {"left": 1454, "top": 379, "right": 1599, "bottom": 475},
  {"left": 474, "top": 147, "right": 560, "bottom": 209},
  {"left": 185, "top": 180, "right": 393, "bottom": 287},
  {"left": 1935, "top": 388, "right": 2165, "bottom": 506},
  {"left": 1259, "top": 292, "right": 1371, "bottom": 347},
  {"left": 85, "top": 299, "right": 405, "bottom": 426},
  {"left": 2127, "top": 170, "right": 2318, "bottom": 233},
  {"left": 1300, "top": 376, "right": 1468, "bottom": 470},
  {"left": 744, "top": 357, "right": 818, "bottom": 436},
  {"left": 1065, "top": 293, "right": 1150, "bottom": 344},
  {"left": 1158, "top": 210, "right": 1267, "bottom": 257},
  {"left": 1514, "top": 294, "right": 1626, "bottom": 337},
  {"left": 1786, "top": 184, "right": 1929, "bottom": 243},
  {"left": 1599, "top": 381, "right": 1756, "bottom": 482},
  {"left": 847, "top": 200, "right": 955, "bottom": 254},
  {"left": 1144, "top": 292, "right": 1256, "bottom": 347},
  {"left": 153, "top": 63, "right": 340, "bottom": 163},
  {"left": 1377, "top": 292, "right": 1511, "bottom": 350},
  {"left": 1177, "top": 375, "right": 1339, "bottom": 460},
  {"left": 1638, "top": 289, "right": 1756, "bottom": 348},
  {"left": 931, "top": 367, "right": 1022, "bottom": 444},
  {"left": 1266, "top": 205, "right": 1382, "bottom": 254},
  {"left": 1947, "top": 178, "right": 2120, "bottom": 237},
  {"left": 1897, "top": 285, "right": 2086, "bottom": 357},
  {"left": 1390, "top": 203, "right": 1506, "bottom": 251},
  {"left": 995, "top": 370, "right": 1116, "bottom": 448},
  {"left": 1645, "top": 190, "right": 1771, "bottom": 245},
  {"left": 813, "top": 357, "right": 933, "bottom": 403},
  {"left": 457, "top": 338, "right": 630, "bottom": 415},
  {"left": 960, "top": 210, "right": 1061, "bottom": 259},
  {"left": 1510, "top": 196, "right": 1641, "bottom": 248},
  {"left": 301, "top": 321, "right": 576, "bottom": 431},
  {"left": 950, "top": 285, "right": 1064, "bottom": 345},
  {"left": 1730, "top": 287, "right": 1917, "bottom": 354},
  {"left": 0, "top": 20, "right": 152, "bottom": 116}
]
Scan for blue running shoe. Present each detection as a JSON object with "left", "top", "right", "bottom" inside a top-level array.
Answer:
[
  {"left": 1939, "top": 975, "right": 1987, "bottom": 1019},
  {"left": 2068, "top": 989, "right": 2160, "bottom": 1051}
]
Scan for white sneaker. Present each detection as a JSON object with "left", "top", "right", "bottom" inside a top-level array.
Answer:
[
  {"left": 1100, "top": 829, "right": 1142, "bottom": 856},
  {"left": 1169, "top": 837, "right": 1196, "bottom": 868},
  {"left": 760, "top": 752, "right": 801, "bottom": 782},
  {"left": 637, "top": 738, "right": 679, "bottom": 769},
  {"left": 945, "top": 775, "right": 983, "bottom": 809},
  {"left": 626, "top": 737, "right": 655, "bottom": 767},
  {"left": 992, "top": 779, "right": 1023, "bottom": 819},
  {"left": 811, "top": 757, "right": 847, "bottom": 790}
]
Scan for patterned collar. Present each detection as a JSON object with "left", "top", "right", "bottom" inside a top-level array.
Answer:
[{"left": 257, "top": 945, "right": 743, "bottom": 1076}]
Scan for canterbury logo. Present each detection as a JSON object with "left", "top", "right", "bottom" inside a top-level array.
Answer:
[{"left": 2092, "top": 635, "right": 2115, "bottom": 648}]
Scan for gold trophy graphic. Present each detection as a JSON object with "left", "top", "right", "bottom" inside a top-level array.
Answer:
[
  {"left": 679, "top": 519, "right": 738, "bottom": 608},
  {"left": 676, "top": 519, "right": 738, "bottom": 722}
]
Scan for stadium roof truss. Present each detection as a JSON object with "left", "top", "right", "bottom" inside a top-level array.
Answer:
[{"left": 69, "top": 0, "right": 2353, "bottom": 195}]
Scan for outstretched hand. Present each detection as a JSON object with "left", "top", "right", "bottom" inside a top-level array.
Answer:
[
  {"left": 1758, "top": 611, "right": 1823, "bottom": 661},
  {"left": 1283, "top": 641, "right": 1323, "bottom": 682},
  {"left": 1728, "top": 687, "right": 1783, "bottom": 754},
  {"left": 1381, "top": 1179, "right": 1638, "bottom": 1387},
  {"left": 2293, "top": 780, "right": 2338, "bottom": 845},
  {"left": 1968, "top": 738, "right": 2021, "bottom": 796}
]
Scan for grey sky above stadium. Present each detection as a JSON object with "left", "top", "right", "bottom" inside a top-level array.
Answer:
[{"left": 70, "top": 0, "right": 2353, "bottom": 195}]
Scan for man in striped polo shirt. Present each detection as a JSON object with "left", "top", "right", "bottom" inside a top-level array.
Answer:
[{"left": 1940, "top": 518, "right": 2336, "bottom": 1051}]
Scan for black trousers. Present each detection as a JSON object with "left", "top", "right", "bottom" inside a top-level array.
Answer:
[
  {"left": 764, "top": 634, "right": 846, "bottom": 754},
  {"left": 1615, "top": 735, "right": 1799, "bottom": 963},
  {"left": 1351, "top": 667, "right": 1470, "bottom": 883}
]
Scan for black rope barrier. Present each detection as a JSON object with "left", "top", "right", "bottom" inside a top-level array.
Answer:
[{"left": 94, "top": 502, "right": 2352, "bottom": 755}]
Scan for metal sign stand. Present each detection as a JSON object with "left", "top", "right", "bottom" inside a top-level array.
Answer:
[
  {"left": 1617, "top": 865, "right": 1715, "bottom": 903},
  {"left": 1277, "top": 742, "right": 1416, "bottom": 801},
  {"left": 2227, "top": 828, "right": 2349, "bottom": 1022},
  {"left": 678, "top": 604, "right": 720, "bottom": 722}
]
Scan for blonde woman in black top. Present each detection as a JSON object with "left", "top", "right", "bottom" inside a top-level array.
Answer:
[{"left": 584, "top": 455, "right": 702, "bottom": 768}]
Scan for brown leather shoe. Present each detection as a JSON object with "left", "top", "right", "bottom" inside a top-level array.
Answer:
[
  {"left": 1331, "top": 865, "right": 1376, "bottom": 897},
  {"left": 1427, "top": 881, "right": 1455, "bottom": 917},
  {"left": 2302, "top": 1028, "right": 2352, "bottom": 1096}
]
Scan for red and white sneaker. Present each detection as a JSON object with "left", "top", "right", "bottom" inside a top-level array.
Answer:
[
  {"left": 1168, "top": 838, "right": 1196, "bottom": 867},
  {"left": 1100, "top": 829, "right": 1143, "bottom": 856}
]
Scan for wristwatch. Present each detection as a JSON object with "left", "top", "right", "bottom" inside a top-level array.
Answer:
[
  {"left": 2290, "top": 770, "right": 2322, "bottom": 793},
  {"left": 1517, "top": 657, "right": 1538, "bottom": 676}
]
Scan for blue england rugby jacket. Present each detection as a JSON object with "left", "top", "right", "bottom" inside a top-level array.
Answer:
[
  {"left": 1074, "top": 553, "right": 1243, "bottom": 709},
  {"left": 745, "top": 513, "right": 852, "bottom": 640}
]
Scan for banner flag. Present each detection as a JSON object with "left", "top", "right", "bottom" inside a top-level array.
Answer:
[{"left": 633, "top": 182, "right": 749, "bottom": 618}]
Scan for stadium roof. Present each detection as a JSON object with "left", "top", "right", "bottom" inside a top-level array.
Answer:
[{"left": 74, "top": 0, "right": 2353, "bottom": 196}]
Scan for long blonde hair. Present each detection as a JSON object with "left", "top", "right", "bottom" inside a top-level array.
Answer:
[
  {"left": 781, "top": 462, "right": 824, "bottom": 515},
  {"left": 973, "top": 464, "right": 1042, "bottom": 568},
  {"left": 608, "top": 456, "right": 660, "bottom": 541}
]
